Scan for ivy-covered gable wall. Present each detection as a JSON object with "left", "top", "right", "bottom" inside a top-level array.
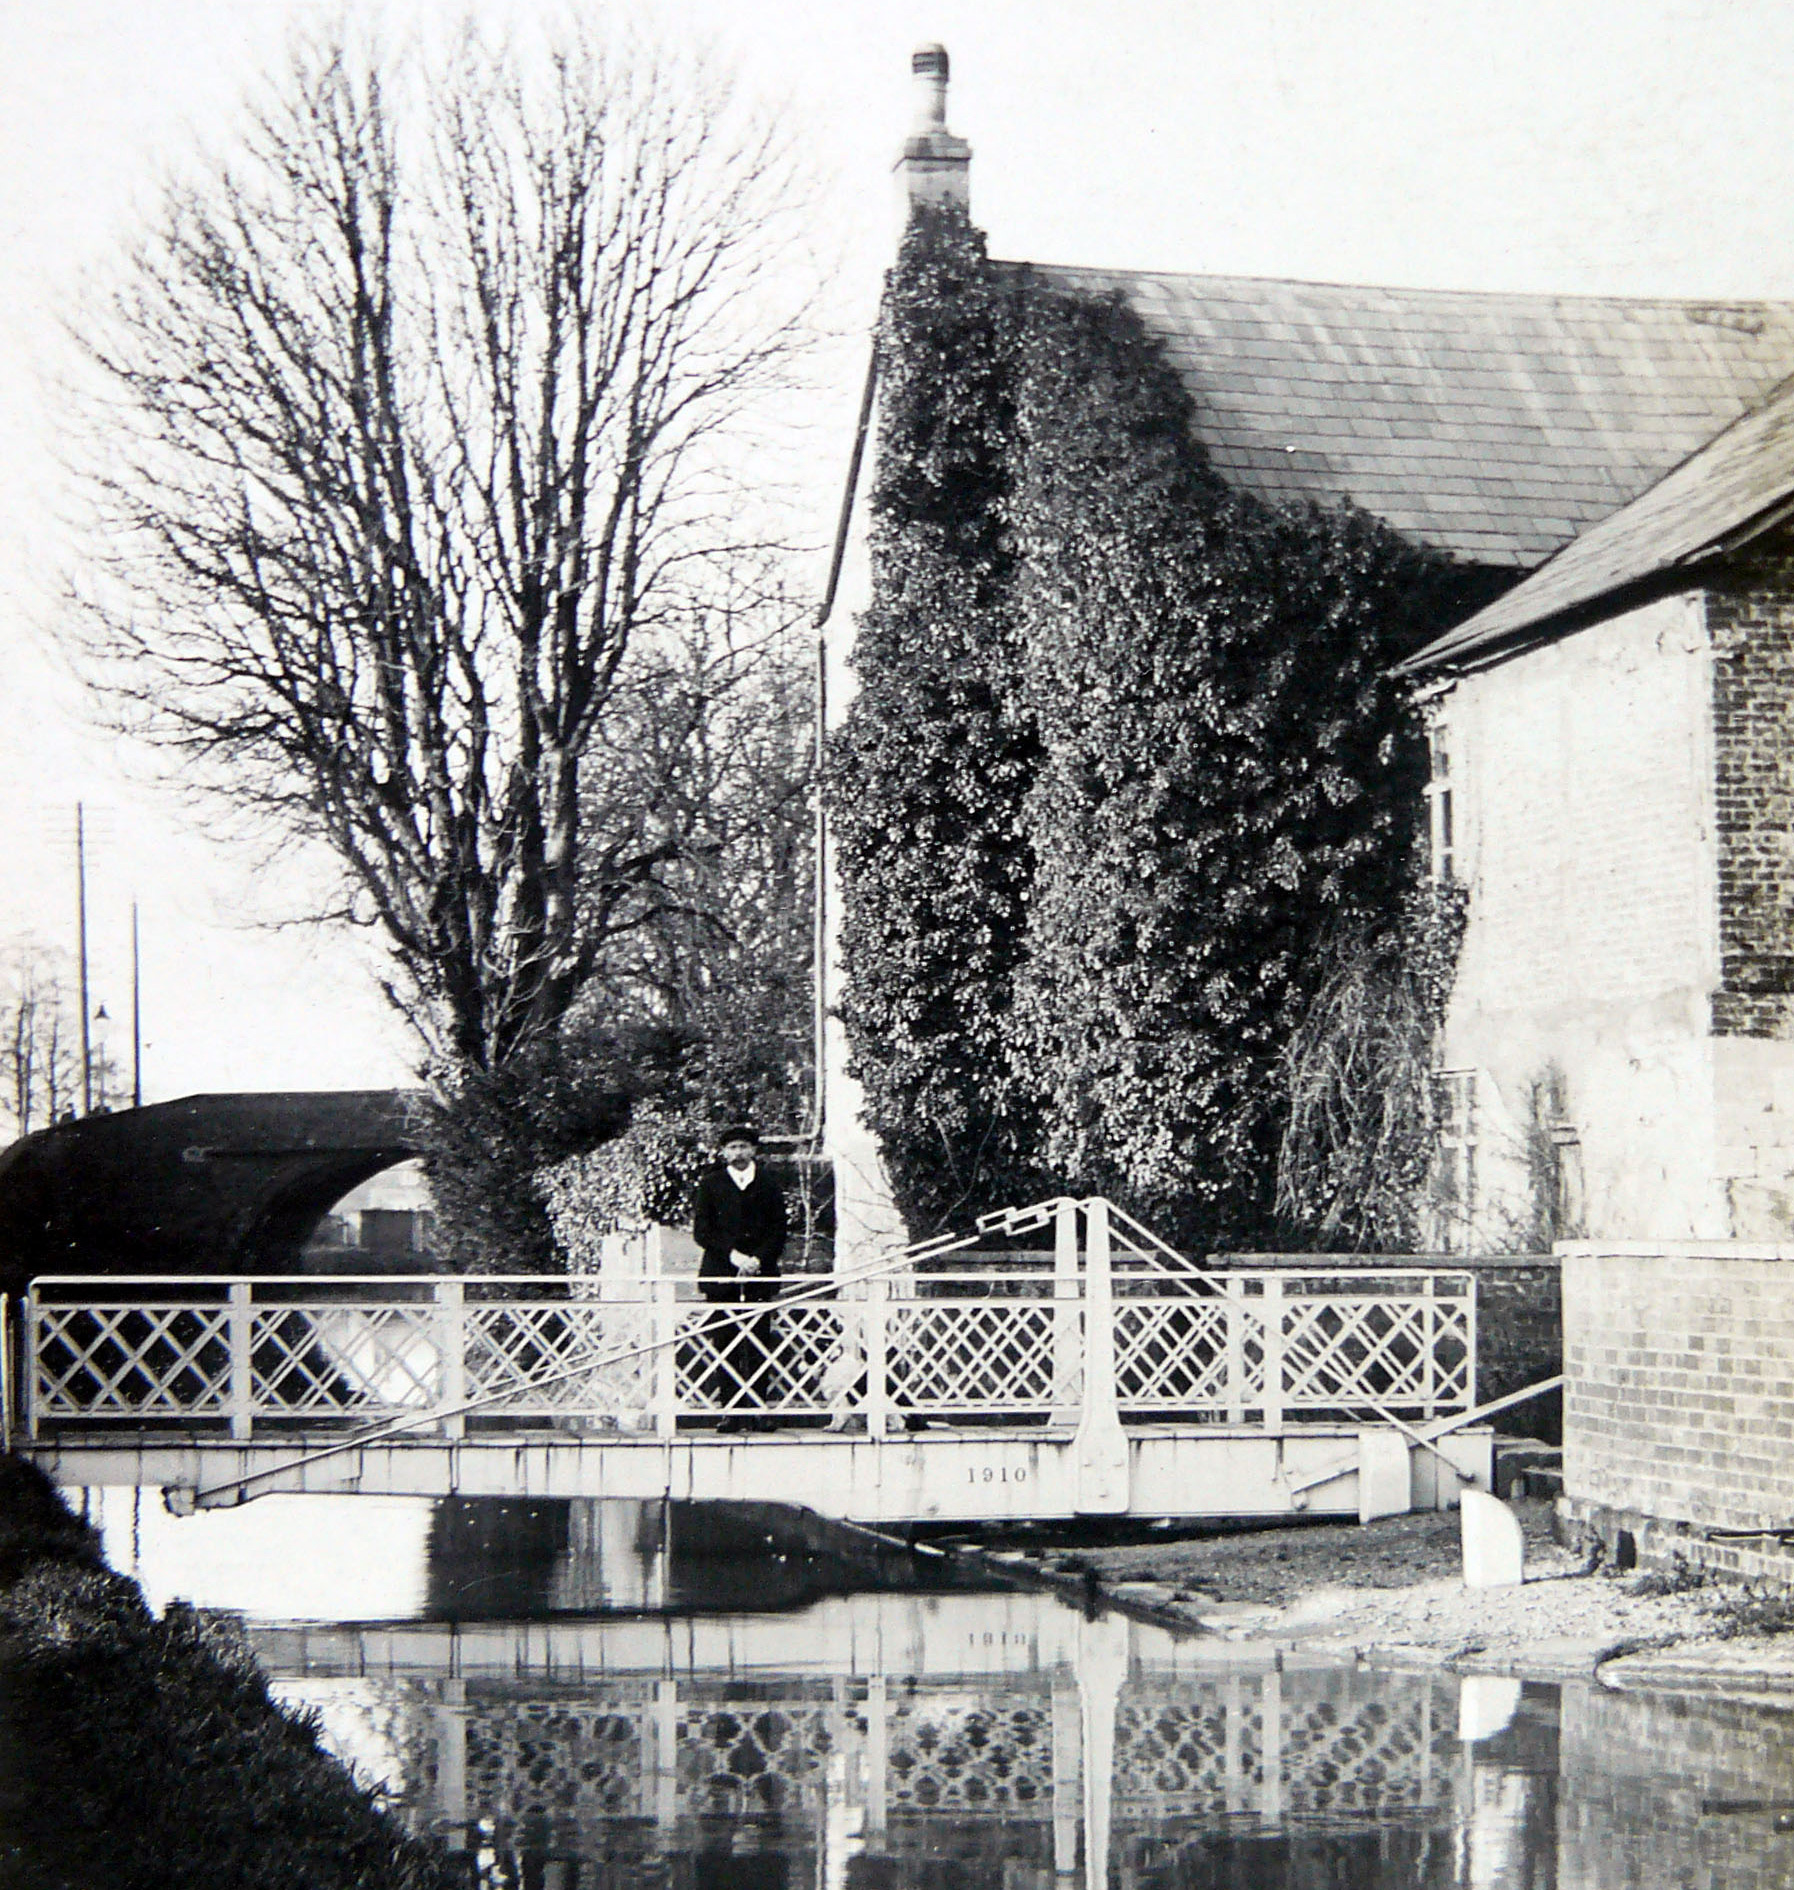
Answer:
[{"left": 831, "top": 205, "right": 1493, "bottom": 1246}]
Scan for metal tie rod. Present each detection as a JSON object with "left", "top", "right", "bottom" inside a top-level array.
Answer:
[{"left": 174, "top": 1197, "right": 1087, "bottom": 1509}]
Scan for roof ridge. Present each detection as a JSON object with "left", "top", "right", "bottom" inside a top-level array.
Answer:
[{"left": 1014, "top": 259, "right": 1794, "bottom": 313}]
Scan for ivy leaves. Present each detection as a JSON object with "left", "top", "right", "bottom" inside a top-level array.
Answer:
[{"left": 831, "top": 206, "right": 1475, "bottom": 1245}]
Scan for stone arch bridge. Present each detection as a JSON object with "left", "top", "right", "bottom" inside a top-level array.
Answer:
[{"left": 0, "top": 1090, "right": 424, "bottom": 1303}]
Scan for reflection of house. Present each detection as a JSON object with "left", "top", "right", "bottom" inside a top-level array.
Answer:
[
  {"left": 821, "top": 47, "right": 1794, "bottom": 1260},
  {"left": 1401, "top": 381, "right": 1794, "bottom": 1243}
]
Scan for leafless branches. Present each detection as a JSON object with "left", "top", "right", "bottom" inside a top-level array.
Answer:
[
  {"left": 0, "top": 943, "right": 80, "bottom": 1136},
  {"left": 66, "top": 26, "right": 815, "bottom": 1072}
]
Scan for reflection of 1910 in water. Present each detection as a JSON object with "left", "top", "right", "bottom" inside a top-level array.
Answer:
[
  {"left": 89, "top": 1491, "right": 1794, "bottom": 1889},
  {"left": 192, "top": 1495, "right": 1788, "bottom": 1890}
]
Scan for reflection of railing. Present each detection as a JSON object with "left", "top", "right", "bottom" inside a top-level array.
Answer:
[
  {"left": 22, "top": 1199, "right": 1473, "bottom": 1440},
  {"left": 268, "top": 1662, "right": 1466, "bottom": 1849}
]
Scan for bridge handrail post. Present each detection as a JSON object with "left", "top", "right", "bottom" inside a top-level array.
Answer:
[
  {"left": 228, "top": 1280, "right": 253, "bottom": 1441},
  {"left": 434, "top": 1281, "right": 466, "bottom": 1439},
  {"left": 1261, "top": 1274, "right": 1285, "bottom": 1431},
  {"left": 1050, "top": 1197, "right": 1080, "bottom": 1423},
  {"left": 651, "top": 1279, "right": 678, "bottom": 1438},
  {"left": 1421, "top": 1273, "right": 1437, "bottom": 1421},
  {"left": 863, "top": 1277, "right": 889, "bottom": 1437},
  {"left": 1224, "top": 1275, "right": 1246, "bottom": 1424},
  {"left": 22, "top": 1288, "right": 37, "bottom": 1441},
  {"left": 1074, "top": 1199, "right": 1129, "bottom": 1512},
  {"left": 1, "top": 1294, "right": 11, "bottom": 1454},
  {"left": 1464, "top": 1274, "right": 1478, "bottom": 1413}
]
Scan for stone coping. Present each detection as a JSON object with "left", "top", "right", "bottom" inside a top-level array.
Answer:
[{"left": 1558, "top": 1240, "right": 1794, "bottom": 1261}]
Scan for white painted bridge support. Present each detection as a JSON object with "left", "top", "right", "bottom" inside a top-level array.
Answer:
[{"left": 1074, "top": 1200, "right": 1129, "bottom": 1513}]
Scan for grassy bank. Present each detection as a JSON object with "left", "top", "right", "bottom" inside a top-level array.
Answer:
[{"left": 0, "top": 1455, "right": 456, "bottom": 1890}]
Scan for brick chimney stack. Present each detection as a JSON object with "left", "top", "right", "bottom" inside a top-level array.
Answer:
[{"left": 895, "top": 43, "right": 971, "bottom": 212}]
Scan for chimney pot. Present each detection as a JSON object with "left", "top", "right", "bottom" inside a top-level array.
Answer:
[{"left": 896, "top": 42, "right": 971, "bottom": 213}]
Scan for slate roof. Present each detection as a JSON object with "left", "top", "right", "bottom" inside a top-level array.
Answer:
[
  {"left": 1032, "top": 264, "right": 1794, "bottom": 568},
  {"left": 1399, "top": 374, "right": 1794, "bottom": 673}
]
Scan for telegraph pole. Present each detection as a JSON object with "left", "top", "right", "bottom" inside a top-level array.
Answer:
[
  {"left": 77, "top": 802, "right": 92, "bottom": 1116},
  {"left": 131, "top": 900, "right": 142, "bottom": 1110}
]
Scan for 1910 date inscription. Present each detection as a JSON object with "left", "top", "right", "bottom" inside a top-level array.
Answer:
[{"left": 968, "top": 1465, "right": 1027, "bottom": 1485}]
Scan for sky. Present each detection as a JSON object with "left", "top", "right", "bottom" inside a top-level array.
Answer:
[{"left": 4, "top": 0, "right": 1794, "bottom": 1103}]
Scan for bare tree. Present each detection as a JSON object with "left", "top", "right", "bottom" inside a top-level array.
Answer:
[
  {"left": 0, "top": 943, "right": 80, "bottom": 1138},
  {"left": 573, "top": 603, "right": 815, "bottom": 1120},
  {"left": 68, "top": 27, "right": 815, "bottom": 1073}
]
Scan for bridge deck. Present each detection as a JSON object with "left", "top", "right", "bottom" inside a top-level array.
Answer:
[{"left": 24, "top": 1419, "right": 1488, "bottom": 1521}]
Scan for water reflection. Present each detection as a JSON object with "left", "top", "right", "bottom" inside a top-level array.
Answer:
[
  {"left": 77, "top": 1490, "right": 1794, "bottom": 1887},
  {"left": 260, "top": 1590, "right": 1562, "bottom": 1889}
]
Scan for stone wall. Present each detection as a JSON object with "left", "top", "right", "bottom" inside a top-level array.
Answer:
[{"left": 1562, "top": 1242, "right": 1794, "bottom": 1532}]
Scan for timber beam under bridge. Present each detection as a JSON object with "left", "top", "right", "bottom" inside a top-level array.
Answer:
[{"left": 11, "top": 1197, "right": 1495, "bottom": 1523}]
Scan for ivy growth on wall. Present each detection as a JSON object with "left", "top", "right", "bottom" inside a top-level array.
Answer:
[{"left": 831, "top": 204, "right": 1490, "bottom": 1247}]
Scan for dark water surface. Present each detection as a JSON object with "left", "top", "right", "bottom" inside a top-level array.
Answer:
[{"left": 82, "top": 1491, "right": 1794, "bottom": 1888}]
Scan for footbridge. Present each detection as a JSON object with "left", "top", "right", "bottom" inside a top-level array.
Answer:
[{"left": 9, "top": 1198, "right": 1497, "bottom": 1522}]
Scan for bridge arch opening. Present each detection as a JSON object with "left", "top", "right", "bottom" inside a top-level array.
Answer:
[{"left": 301, "top": 1158, "right": 437, "bottom": 1272}]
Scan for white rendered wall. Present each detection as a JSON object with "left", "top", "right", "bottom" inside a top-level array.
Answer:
[
  {"left": 819, "top": 441, "right": 911, "bottom": 1268},
  {"left": 1436, "top": 594, "right": 1731, "bottom": 1241}
]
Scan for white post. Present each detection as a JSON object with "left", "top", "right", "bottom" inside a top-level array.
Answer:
[
  {"left": 23, "top": 1288, "right": 37, "bottom": 1441},
  {"left": 1223, "top": 1675, "right": 1244, "bottom": 1814},
  {"left": 1051, "top": 1197, "right": 1081, "bottom": 1424},
  {"left": 1078, "top": 1612, "right": 1128, "bottom": 1890},
  {"left": 434, "top": 1678, "right": 468, "bottom": 1849},
  {"left": 652, "top": 1279, "right": 679, "bottom": 1438},
  {"left": 0, "top": 1295, "right": 10, "bottom": 1454},
  {"left": 1260, "top": 1276, "right": 1285, "bottom": 1432},
  {"left": 228, "top": 1281, "right": 253, "bottom": 1441},
  {"left": 1074, "top": 1200, "right": 1129, "bottom": 1514},
  {"left": 434, "top": 1280, "right": 465, "bottom": 1440},
  {"left": 1051, "top": 1674, "right": 1080, "bottom": 1881},
  {"left": 865, "top": 1673, "right": 888, "bottom": 1835},
  {"left": 864, "top": 1278, "right": 889, "bottom": 1437},
  {"left": 1465, "top": 1275, "right": 1478, "bottom": 1413},
  {"left": 1421, "top": 1274, "right": 1437, "bottom": 1421},
  {"left": 1224, "top": 1276, "right": 1246, "bottom": 1424},
  {"left": 653, "top": 1678, "right": 679, "bottom": 1826}
]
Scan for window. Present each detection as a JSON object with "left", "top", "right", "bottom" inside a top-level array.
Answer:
[{"left": 1425, "top": 721, "right": 1455, "bottom": 882}]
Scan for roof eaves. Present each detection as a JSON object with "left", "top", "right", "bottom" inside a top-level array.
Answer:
[{"left": 1396, "top": 382, "right": 1794, "bottom": 677}]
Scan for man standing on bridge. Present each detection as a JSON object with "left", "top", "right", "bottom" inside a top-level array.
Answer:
[{"left": 691, "top": 1126, "right": 788, "bottom": 1431}]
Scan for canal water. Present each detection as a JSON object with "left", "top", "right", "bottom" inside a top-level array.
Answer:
[{"left": 79, "top": 1490, "right": 1794, "bottom": 1888}]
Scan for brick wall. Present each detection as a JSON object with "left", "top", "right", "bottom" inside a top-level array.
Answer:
[
  {"left": 1708, "top": 546, "right": 1794, "bottom": 1040},
  {"left": 1560, "top": 1682, "right": 1794, "bottom": 1890},
  {"left": 1563, "top": 1243, "right": 1794, "bottom": 1531}
]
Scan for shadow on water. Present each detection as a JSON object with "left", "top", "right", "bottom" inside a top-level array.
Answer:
[{"left": 421, "top": 1497, "right": 1003, "bottom": 1621}]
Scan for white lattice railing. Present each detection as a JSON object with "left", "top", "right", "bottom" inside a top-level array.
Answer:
[{"left": 22, "top": 1200, "right": 1473, "bottom": 1441}]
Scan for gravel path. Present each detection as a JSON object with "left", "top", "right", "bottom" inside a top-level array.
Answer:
[{"left": 989, "top": 1501, "right": 1794, "bottom": 1683}]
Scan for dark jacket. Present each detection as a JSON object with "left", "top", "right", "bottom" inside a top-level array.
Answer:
[{"left": 691, "top": 1162, "right": 788, "bottom": 1289}]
